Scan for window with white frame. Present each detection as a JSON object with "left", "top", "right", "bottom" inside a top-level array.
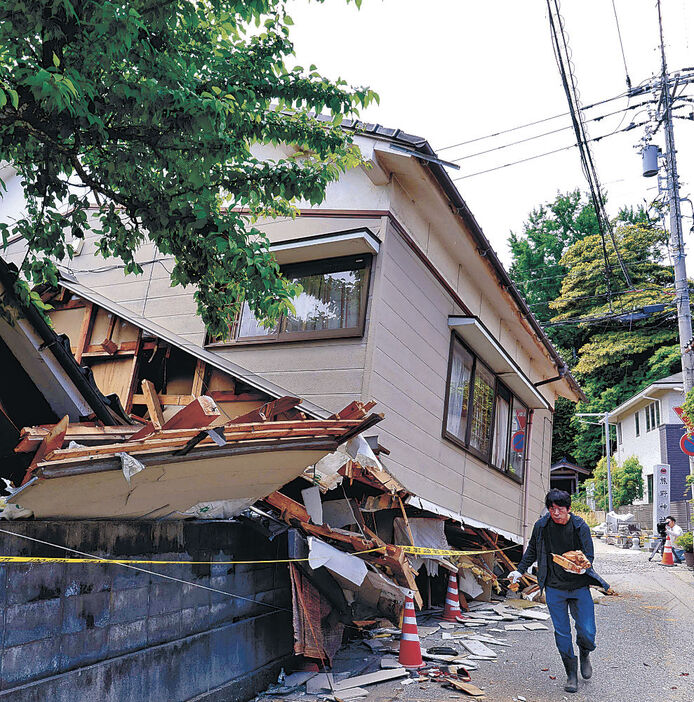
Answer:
[
  {"left": 616, "top": 422, "right": 622, "bottom": 445},
  {"left": 635, "top": 411, "right": 640, "bottom": 437},
  {"left": 645, "top": 401, "right": 660, "bottom": 432},
  {"left": 443, "top": 333, "right": 528, "bottom": 481}
]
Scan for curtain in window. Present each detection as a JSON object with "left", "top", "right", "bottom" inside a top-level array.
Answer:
[
  {"left": 445, "top": 343, "right": 473, "bottom": 442},
  {"left": 509, "top": 398, "right": 527, "bottom": 479},
  {"left": 236, "top": 301, "right": 278, "bottom": 338},
  {"left": 284, "top": 269, "right": 364, "bottom": 333},
  {"left": 492, "top": 393, "right": 510, "bottom": 470},
  {"left": 469, "top": 363, "right": 495, "bottom": 457}
]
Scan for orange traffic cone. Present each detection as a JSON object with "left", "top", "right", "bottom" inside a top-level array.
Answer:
[
  {"left": 398, "top": 592, "right": 425, "bottom": 669},
  {"left": 661, "top": 534, "right": 675, "bottom": 566},
  {"left": 441, "top": 572, "right": 465, "bottom": 622}
]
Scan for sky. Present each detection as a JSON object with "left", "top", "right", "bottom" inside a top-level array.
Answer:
[{"left": 287, "top": 0, "right": 694, "bottom": 266}]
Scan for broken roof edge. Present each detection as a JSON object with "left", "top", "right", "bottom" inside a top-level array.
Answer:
[
  {"left": 337, "top": 120, "right": 585, "bottom": 404},
  {"left": 57, "top": 276, "right": 331, "bottom": 420},
  {"left": 0, "top": 258, "right": 126, "bottom": 426},
  {"left": 404, "top": 494, "right": 523, "bottom": 545}
]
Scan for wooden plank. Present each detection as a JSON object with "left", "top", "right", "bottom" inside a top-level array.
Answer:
[
  {"left": 397, "top": 495, "right": 416, "bottom": 548},
  {"left": 130, "top": 391, "right": 269, "bottom": 406},
  {"left": 190, "top": 359, "right": 207, "bottom": 397},
  {"left": 129, "top": 395, "right": 221, "bottom": 440},
  {"left": 473, "top": 528, "right": 531, "bottom": 588},
  {"left": 123, "top": 331, "right": 143, "bottom": 412},
  {"left": 132, "top": 393, "right": 194, "bottom": 407},
  {"left": 444, "top": 679, "right": 485, "bottom": 696},
  {"left": 141, "top": 380, "right": 164, "bottom": 430},
  {"left": 330, "top": 400, "right": 377, "bottom": 420},
  {"left": 75, "top": 303, "right": 94, "bottom": 364},
  {"left": 14, "top": 425, "right": 138, "bottom": 453},
  {"left": 227, "top": 396, "right": 301, "bottom": 425},
  {"left": 21, "top": 415, "right": 69, "bottom": 485}
]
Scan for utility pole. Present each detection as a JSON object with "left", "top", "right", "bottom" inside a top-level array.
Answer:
[
  {"left": 576, "top": 412, "right": 613, "bottom": 512},
  {"left": 656, "top": 0, "right": 694, "bottom": 403},
  {"left": 603, "top": 412, "right": 613, "bottom": 513}
]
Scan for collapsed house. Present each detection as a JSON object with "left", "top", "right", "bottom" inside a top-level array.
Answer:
[
  {"left": 6, "top": 277, "right": 526, "bottom": 665},
  {"left": 0, "top": 121, "right": 582, "bottom": 697}
]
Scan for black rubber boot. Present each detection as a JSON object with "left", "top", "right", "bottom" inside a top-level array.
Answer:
[
  {"left": 561, "top": 654, "right": 579, "bottom": 693},
  {"left": 579, "top": 647, "right": 593, "bottom": 679}
]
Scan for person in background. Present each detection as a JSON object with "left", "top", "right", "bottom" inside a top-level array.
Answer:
[
  {"left": 665, "top": 515, "right": 684, "bottom": 564},
  {"left": 508, "top": 489, "right": 610, "bottom": 694}
]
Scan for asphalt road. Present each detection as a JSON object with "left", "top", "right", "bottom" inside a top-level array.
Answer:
[{"left": 291, "top": 538, "right": 694, "bottom": 702}]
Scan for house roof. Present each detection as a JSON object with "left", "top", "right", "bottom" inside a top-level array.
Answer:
[
  {"left": 550, "top": 458, "right": 591, "bottom": 475},
  {"left": 335, "top": 118, "right": 585, "bottom": 403},
  {"left": 0, "top": 258, "right": 126, "bottom": 426},
  {"left": 609, "top": 370, "right": 684, "bottom": 421},
  {"left": 58, "top": 274, "right": 331, "bottom": 420}
]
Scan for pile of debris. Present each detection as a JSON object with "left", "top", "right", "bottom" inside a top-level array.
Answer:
[{"left": 257, "top": 598, "right": 553, "bottom": 700}]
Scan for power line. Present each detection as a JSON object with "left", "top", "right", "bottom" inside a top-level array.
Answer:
[
  {"left": 611, "top": 0, "right": 632, "bottom": 90},
  {"left": 451, "top": 119, "right": 647, "bottom": 182},
  {"left": 449, "top": 102, "right": 652, "bottom": 163},
  {"left": 435, "top": 89, "right": 633, "bottom": 152},
  {"left": 547, "top": 0, "right": 632, "bottom": 294}
]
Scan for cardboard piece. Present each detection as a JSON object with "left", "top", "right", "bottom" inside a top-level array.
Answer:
[
  {"left": 460, "top": 640, "right": 497, "bottom": 658},
  {"left": 332, "top": 668, "right": 409, "bottom": 691}
]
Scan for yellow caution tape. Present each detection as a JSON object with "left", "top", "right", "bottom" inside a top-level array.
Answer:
[
  {"left": 0, "top": 546, "right": 389, "bottom": 566},
  {"left": 0, "top": 544, "right": 518, "bottom": 565},
  {"left": 399, "top": 544, "right": 518, "bottom": 557}
]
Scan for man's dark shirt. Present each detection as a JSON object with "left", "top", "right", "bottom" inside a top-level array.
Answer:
[{"left": 544, "top": 518, "right": 590, "bottom": 590}]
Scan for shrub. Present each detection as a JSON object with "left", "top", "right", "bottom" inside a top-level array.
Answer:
[{"left": 676, "top": 531, "right": 693, "bottom": 553}]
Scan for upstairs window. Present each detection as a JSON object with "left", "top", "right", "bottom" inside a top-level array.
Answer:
[
  {"left": 645, "top": 401, "right": 660, "bottom": 432},
  {"left": 444, "top": 334, "right": 528, "bottom": 482},
  {"left": 210, "top": 254, "right": 371, "bottom": 344},
  {"left": 635, "top": 411, "right": 640, "bottom": 437}
]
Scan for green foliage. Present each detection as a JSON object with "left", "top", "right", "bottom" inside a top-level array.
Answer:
[
  {"left": 509, "top": 190, "right": 598, "bottom": 328},
  {"left": 584, "top": 455, "right": 644, "bottom": 510},
  {"left": 0, "top": 0, "right": 377, "bottom": 336},
  {"left": 676, "top": 531, "right": 693, "bottom": 553},
  {"left": 510, "top": 191, "right": 681, "bottom": 470}
]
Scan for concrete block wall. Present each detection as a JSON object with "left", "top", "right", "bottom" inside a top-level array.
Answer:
[{"left": 0, "top": 520, "right": 293, "bottom": 701}]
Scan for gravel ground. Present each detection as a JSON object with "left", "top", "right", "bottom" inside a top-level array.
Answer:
[{"left": 265, "top": 538, "right": 694, "bottom": 702}]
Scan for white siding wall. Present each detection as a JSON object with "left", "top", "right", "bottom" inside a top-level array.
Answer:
[{"left": 364, "top": 221, "right": 556, "bottom": 539}]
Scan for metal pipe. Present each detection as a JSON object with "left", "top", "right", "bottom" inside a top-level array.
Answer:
[
  {"left": 605, "top": 411, "right": 613, "bottom": 512},
  {"left": 522, "top": 409, "right": 535, "bottom": 548}
]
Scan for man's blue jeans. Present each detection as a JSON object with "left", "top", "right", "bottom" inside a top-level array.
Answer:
[
  {"left": 545, "top": 586, "right": 596, "bottom": 658},
  {"left": 673, "top": 547, "right": 685, "bottom": 563}
]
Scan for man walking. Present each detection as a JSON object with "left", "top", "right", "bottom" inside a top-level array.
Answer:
[{"left": 508, "top": 489, "right": 609, "bottom": 693}]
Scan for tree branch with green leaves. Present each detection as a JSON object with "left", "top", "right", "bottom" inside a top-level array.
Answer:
[{"left": 0, "top": 0, "right": 377, "bottom": 336}]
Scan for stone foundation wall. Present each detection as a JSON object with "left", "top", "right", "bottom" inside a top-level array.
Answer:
[{"left": 0, "top": 520, "right": 292, "bottom": 700}]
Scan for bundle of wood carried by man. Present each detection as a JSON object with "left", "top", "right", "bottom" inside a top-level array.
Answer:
[{"left": 551, "top": 550, "right": 592, "bottom": 574}]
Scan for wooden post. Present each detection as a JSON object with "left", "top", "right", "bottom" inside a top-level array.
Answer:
[{"left": 141, "top": 379, "right": 164, "bottom": 429}]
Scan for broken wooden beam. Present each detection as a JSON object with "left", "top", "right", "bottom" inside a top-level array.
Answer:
[
  {"left": 141, "top": 379, "right": 164, "bottom": 430},
  {"left": 21, "top": 415, "right": 69, "bottom": 485},
  {"left": 129, "top": 395, "right": 221, "bottom": 440},
  {"left": 227, "top": 396, "right": 302, "bottom": 425}
]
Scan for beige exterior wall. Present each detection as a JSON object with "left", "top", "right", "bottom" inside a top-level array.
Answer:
[
  {"left": 2, "top": 135, "right": 574, "bottom": 540},
  {"left": 361, "top": 215, "right": 559, "bottom": 540}
]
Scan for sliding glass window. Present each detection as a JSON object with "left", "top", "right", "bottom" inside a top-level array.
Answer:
[{"left": 443, "top": 333, "right": 528, "bottom": 482}]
